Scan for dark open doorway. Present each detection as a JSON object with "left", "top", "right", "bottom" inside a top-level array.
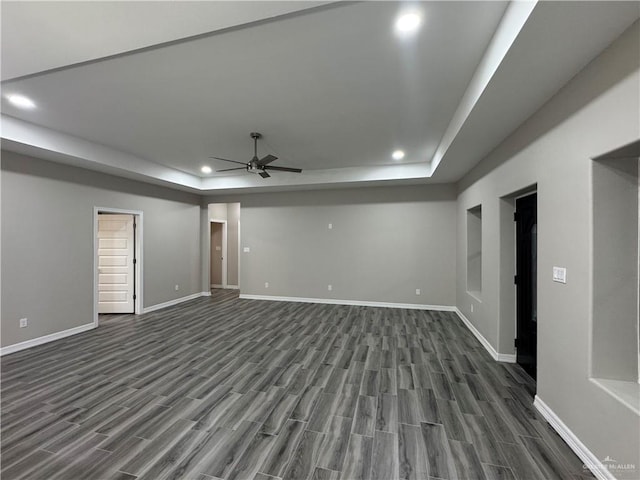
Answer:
[{"left": 515, "top": 193, "right": 538, "bottom": 380}]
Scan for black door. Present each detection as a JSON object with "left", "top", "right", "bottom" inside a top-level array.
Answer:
[{"left": 515, "top": 193, "right": 537, "bottom": 379}]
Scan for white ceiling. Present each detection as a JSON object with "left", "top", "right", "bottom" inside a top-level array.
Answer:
[
  {"left": 1, "top": 1, "right": 639, "bottom": 194},
  {"left": 0, "top": 1, "right": 331, "bottom": 81}
]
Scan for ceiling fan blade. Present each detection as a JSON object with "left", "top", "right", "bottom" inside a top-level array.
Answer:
[
  {"left": 209, "top": 156, "right": 247, "bottom": 166},
  {"left": 259, "top": 171, "right": 271, "bottom": 178},
  {"left": 257, "top": 154, "right": 278, "bottom": 166},
  {"left": 216, "top": 167, "right": 246, "bottom": 172},
  {"left": 264, "top": 165, "right": 302, "bottom": 173}
]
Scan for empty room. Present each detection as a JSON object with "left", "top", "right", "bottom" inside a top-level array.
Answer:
[{"left": 1, "top": 1, "right": 639, "bottom": 480}]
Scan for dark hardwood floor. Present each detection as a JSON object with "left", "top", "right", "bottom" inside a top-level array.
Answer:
[{"left": 1, "top": 289, "right": 593, "bottom": 480}]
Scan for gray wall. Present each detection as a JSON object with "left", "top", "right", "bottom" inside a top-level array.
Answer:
[
  {"left": 1, "top": 151, "right": 202, "bottom": 347},
  {"left": 456, "top": 21, "right": 639, "bottom": 470},
  {"left": 203, "top": 184, "right": 457, "bottom": 306}
]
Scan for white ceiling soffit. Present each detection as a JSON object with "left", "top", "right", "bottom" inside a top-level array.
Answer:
[
  {"left": 1, "top": 115, "right": 202, "bottom": 191},
  {"left": 1, "top": 1, "right": 638, "bottom": 194},
  {"left": 1, "top": 114, "right": 432, "bottom": 193},
  {"left": 0, "top": 1, "right": 331, "bottom": 81},
  {"left": 430, "top": 1, "right": 640, "bottom": 182}
]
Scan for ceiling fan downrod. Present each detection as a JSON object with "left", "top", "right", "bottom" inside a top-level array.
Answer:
[{"left": 250, "top": 132, "right": 261, "bottom": 160}]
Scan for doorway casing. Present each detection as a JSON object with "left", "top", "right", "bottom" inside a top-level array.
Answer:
[{"left": 93, "top": 207, "right": 143, "bottom": 327}]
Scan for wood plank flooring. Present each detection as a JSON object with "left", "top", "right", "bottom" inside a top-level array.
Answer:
[{"left": 1, "top": 289, "right": 594, "bottom": 480}]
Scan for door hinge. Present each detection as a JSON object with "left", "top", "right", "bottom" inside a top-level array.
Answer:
[
  {"left": 514, "top": 275, "right": 518, "bottom": 285},
  {"left": 514, "top": 212, "right": 519, "bottom": 221},
  {"left": 514, "top": 338, "right": 519, "bottom": 348},
  {"left": 133, "top": 258, "right": 137, "bottom": 265},
  {"left": 133, "top": 294, "right": 137, "bottom": 300}
]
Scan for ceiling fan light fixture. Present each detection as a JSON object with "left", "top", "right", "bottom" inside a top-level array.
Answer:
[
  {"left": 395, "top": 12, "right": 422, "bottom": 35},
  {"left": 392, "top": 149, "right": 405, "bottom": 160},
  {"left": 201, "top": 165, "right": 212, "bottom": 174}
]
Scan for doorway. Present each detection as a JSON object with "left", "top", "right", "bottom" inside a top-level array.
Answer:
[
  {"left": 515, "top": 193, "right": 538, "bottom": 379},
  {"left": 93, "top": 207, "right": 143, "bottom": 326},
  {"left": 210, "top": 221, "right": 227, "bottom": 288}
]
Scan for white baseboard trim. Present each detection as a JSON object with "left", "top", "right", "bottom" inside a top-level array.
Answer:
[
  {"left": 238, "top": 294, "right": 456, "bottom": 311},
  {"left": 496, "top": 353, "right": 517, "bottom": 363},
  {"left": 534, "top": 396, "right": 613, "bottom": 480},
  {"left": 454, "top": 308, "right": 516, "bottom": 363},
  {"left": 143, "top": 292, "right": 209, "bottom": 313},
  {"left": 0, "top": 323, "right": 95, "bottom": 356}
]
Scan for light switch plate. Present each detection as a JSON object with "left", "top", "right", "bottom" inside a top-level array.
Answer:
[
  {"left": 215, "top": 246, "right": 221, "bottom": 251},
  {"left": 552, "top": 266, "right": 567, "bottom": 284},
  {"left": 243, "top": 247, "right": 250, "bottom": 253}
]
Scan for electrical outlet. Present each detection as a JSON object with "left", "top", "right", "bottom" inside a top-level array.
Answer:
[
  {"left": 19, "top": 318, "right": 28, "bottom": 328},
  {"left": 175, "top": 284, "right": 179, "bottom": 291},
  {"left": 415, "top": 289, "right": 421, "bottom": 295},
  {"left": 243, "top": 247, "right": 250, "bottom": 253},
  {"left": 265, "top": 282, "right": 269, "bottom": 288},
  {"left": 328, "top": 223, "right": 333, "bottom": 230},
  {"left": 328, "top": 284, "right": 332, "bottom": 291},
  {"left": 471, "top": 304, "right": 474, "bottom": 313}
]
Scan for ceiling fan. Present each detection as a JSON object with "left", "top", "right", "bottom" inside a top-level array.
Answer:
[{"left": 210, "top": 132, "right": 302, "bottom": 178}]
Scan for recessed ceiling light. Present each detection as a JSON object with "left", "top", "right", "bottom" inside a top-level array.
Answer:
[
  {"left": 392, "top": 150, "right": 405, "bottom": 160},
  {"left": 201, "top": 166, "right": 212, "bottom": 174},
  {"left": 395, "top": 12, "right": 422, "bottom": 35},
  {"left": 6, "top": 94, "right": 36, "bottom": 109}
]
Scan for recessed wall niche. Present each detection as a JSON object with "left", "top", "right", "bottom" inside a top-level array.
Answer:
[
  {"left": 591, "top": 146, "right": 639, "bottom": 385},
  {"left": 467, "top": 205, "right": 482, "bottom": 297}
]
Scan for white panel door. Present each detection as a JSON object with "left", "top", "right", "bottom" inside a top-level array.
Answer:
[{"left": 98, "top": 214, "right": 134, "bottom": 313}]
